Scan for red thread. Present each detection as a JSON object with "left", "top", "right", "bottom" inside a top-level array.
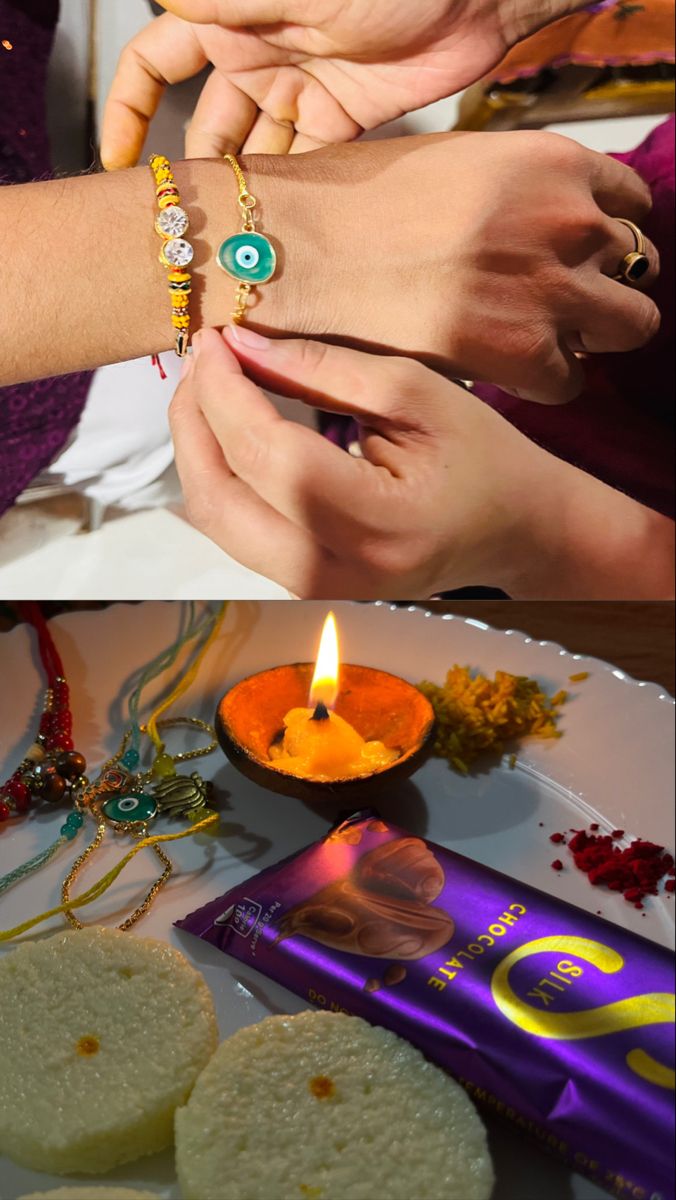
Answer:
[{"left": 151, "top": 354, "right": 168, "bottom": 381}]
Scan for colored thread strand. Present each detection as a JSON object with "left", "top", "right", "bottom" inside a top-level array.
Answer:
[
  {"left": 0, "top": 604, "right": 222, "bottom": 898},
  {"left": 0, "top": 838, "right": 68, "bottom": 897},
  {"left": 0, "top": 812, "right": 218, "bottom": 942},
  {"left": 146, "top": 602, "right": 228, "bottom": 757},
  {"left": 126, "top": 602, "right": 220, "bottom": 764}
]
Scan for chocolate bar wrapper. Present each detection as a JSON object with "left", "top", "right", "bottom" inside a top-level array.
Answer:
[{"left": 176, "top": 812, "right": 675, "bottom": 1199}]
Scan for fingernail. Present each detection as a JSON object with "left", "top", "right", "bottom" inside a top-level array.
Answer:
[
  {"left": 191, "top": 331, "right": 203, "bottom": 361},
  {"left": 226, "top": 323, "right": 271, "bottom": 351}
]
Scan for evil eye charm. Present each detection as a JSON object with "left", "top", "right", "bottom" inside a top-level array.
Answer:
[
  {"left": 102, "top": 791, "right": 157, "bottom": 825},
  {"left": 216, "top": 232, "right": 276, "bottom": 284}
]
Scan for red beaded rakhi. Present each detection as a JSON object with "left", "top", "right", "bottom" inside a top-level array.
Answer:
[{"left": 0, "top": 604, "right": 86, "bottom": 824}]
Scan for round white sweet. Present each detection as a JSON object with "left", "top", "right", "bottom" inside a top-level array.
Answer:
[
  {"left": 175, "top": 1010, "right": 494, "bottom": 1200},
  {"left": 19, "top": 1189, "right": 158, "bottom": 1200},
  {"left": 0, "top": 927, "right": 218, "bottom": 1175}
]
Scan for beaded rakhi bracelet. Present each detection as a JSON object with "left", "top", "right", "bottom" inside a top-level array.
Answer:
[{"left": 149, "top": 153, "right": 194, "bottom": 358}]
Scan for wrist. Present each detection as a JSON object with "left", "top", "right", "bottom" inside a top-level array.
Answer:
[
  {"left": 509, "top": 453, "right": 675, "bottom": 599},
  {"left": 178, "top": 154, "right": 339, "bottom": 339}
]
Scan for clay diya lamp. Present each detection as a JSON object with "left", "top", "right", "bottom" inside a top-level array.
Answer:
[{"left": 216, "top": 612, "right": 435, "bottom": 801}]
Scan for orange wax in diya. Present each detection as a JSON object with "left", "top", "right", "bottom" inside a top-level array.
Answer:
[
  {"left": 268, "top": 613, "right": 397, "bottom": 782},
  {"left": 215, "top": 611, "right": 435, "bottom": 800},
  {"left": 269, "top": 704, "right": 398, "bottom": 782}
]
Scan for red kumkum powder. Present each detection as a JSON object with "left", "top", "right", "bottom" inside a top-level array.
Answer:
[{"left": 548, "top": 825, "right": 674, "bottom": 907}]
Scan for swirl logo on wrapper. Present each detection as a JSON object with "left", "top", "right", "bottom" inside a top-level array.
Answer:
[
  {"left": 176, "top": 812, "right": 675, "bottom": 1200},
  {"left": 491, "top": 935, "right": 675, "bottom": 1090}
]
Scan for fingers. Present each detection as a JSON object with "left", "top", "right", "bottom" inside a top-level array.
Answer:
[
  {"left": 233, "top": 61, "right": 363, "bottom": 146},
  {"left": 187, "top": 331, "right": 394, "bottom": 546},
  {"left": 223, "top": 325, "right": 448, "bottom": 423},
  {"left": 170, "top": 359, "right": 332, "bottom": 593},
  {"left": 518, "top": 343, "right": 587, "bottom": 406},
  {"left": 159, "top": 1, "right": 295, "bottom": 25},
  {"left": 241, "top": 111, "right": 296, "bottom": 156},
  {"left": 591, "top": 152, "right": 653, "bottom": 222},
  {"left": 240, "top": 110, "right": 330, "bottom": 155},
  {"left": 569, "top": 214, "right": 661, "bottom": 354},
  {"left": 185, "top": 70, "right": 258, "bottom": 158},
  {"left": 599, "top": 216, "right": 660, "bottom": 292},
  {"left": 576, "top": 276, "right": 661, "bottom": 354},
  {"left": 289, "top": 131, "right": 331, "bottom": 153},
  {"left": 101, "top": 15, "right": 207, "bottom": 169},
  {"left": 483, "top": 327, "right": 586, "bottom": 406}
]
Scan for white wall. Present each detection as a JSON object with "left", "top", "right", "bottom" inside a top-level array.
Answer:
[
  {"left": 46, "top": 0, "right": 91, "bottom": 173},
  {"left": 49, "top": 0, "right": 206, "bottom": 171}
]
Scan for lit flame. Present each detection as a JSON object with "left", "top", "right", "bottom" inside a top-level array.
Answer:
[{"left": 310, "top": 612, "right": 339, "bottom": 709}]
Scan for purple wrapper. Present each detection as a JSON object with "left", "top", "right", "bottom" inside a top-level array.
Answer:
[{"left": 177, "top": 812, "right": 675, "bottom": 1199}]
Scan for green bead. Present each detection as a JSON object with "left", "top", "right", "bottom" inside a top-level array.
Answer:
[
  {"left": 60, "top": 824, "right": 78, "bottom": 841},
  {"left": 67, "top": 811, "right": 84, "bottom": 828},
  {"left": 153, "top": 753, "right": 176, "bottom": 779},
  {"left": 102, "top": 791, "right": 157, "bottom": 824},
  {"left": 122, "top": 749, "right": 140, "bottom": 769},
  {"left": 216, "top": 232, "right": 276, "bottom": 285}
]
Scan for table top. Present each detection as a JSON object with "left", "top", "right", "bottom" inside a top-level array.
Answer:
[
  {"left": 2, "top": 602, "right": 673, "bottom": 695},
  {"left": 424, "top": 602, "right": 675, "bottom": 695}
]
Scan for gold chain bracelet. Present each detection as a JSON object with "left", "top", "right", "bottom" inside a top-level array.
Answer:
[
  {"left": 149, "top": 153, "right": 194, "bottom": 357},
  {"left": 62, "top": 717, "right": 216, "bottom": 931},
  {"left": 216, "top": 154, "right": 277, "bottom": 324}
]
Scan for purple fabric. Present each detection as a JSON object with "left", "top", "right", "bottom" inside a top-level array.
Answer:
[
  {"left": 0, "top": 0, "right": 93, "bottom": 516},
  {"left": 323, "top": 118, "right": 675, "bottom": 519},
  {"left": 474, "top": 116, "right": 675, "bottom": 520}
]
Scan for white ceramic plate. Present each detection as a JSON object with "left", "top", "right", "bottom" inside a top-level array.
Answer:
[{"left": 0, "top": 601, "right": 673, "bottom": 1200}]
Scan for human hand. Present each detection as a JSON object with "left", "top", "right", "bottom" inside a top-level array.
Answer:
[
  {"left": 169, "top": 326, "right": 674, "bottom": 600},
  {"left": 237, "top": 134, "right": 660, "bottom": 404},
  {"left": 101, "top": 0, "right": 586, "bottom": 164}
]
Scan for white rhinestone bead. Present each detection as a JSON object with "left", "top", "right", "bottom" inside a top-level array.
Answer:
[
  {"left": 157, "top": 205, "right": 189, "bottom": 237},
  {"left": 163, "top": 238, "right": 194, "bottom": 268}
]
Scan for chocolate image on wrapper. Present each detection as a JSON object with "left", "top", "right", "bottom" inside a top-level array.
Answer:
[
  {"left": 355, "top": 836, "right": 445, "bottom": 903},
  {"left": 276, "top": 877, "right": 454, "bottom": 959},
  {"left": 176, "top": 811, "right": 675, "bottom": 1200}
]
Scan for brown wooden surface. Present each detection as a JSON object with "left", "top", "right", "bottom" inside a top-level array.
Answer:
[
  {"left": 2, "top": 602, "right": 673, "bottom": 694},
  {"left": 424, "top": 602, "right": 675, "bottom": 694}
]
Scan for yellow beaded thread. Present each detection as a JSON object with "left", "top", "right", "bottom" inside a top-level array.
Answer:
[{"left": 149, "top": 154, "right": 194, "bottom": 357}]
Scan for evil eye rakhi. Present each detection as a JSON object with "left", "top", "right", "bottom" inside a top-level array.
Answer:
[
  {"left": 149, "top": 153, "right": 194, "bottom": 358},
  {"left": 217, "top": 154, "right": 277, "bottom": 324}
]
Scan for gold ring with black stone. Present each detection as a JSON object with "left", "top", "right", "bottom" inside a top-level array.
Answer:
[{"left": 613, "top": 218, "right": 651, "bottom": 285}]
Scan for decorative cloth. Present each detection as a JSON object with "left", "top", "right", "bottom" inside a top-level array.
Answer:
[
  {"left": 492, "top": 0, "right": 675, "bottom": 81},
  {"left": 0, "top": 0, "right": 93, "bottom": 516}
]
